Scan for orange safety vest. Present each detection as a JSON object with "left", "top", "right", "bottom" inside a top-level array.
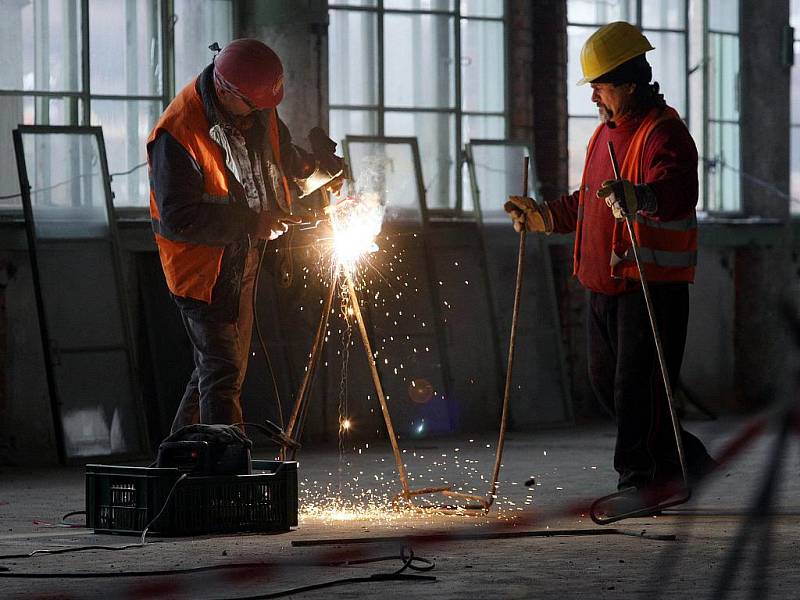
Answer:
[
  {"left": 576, "top": 106, "right": 698, "bottom": 283},
  {"left": 147, "top": 78, "right": 291, "bottom": 303}
]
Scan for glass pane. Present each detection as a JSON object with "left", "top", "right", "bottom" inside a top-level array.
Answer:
[
  {"left": 174, "top": 0, "right": 233, "bottom": 90},
  {"left": 385, "top": 111, "right": 456, "bottom": 208},
  {"left": 709, "top": 33, "right": 739, "bottom": 121},
  {"left": 384, "top": 14, "right": 454, "bottom": 109},
  {"left": 462, "top": 114, "right": 505, "bottom": 141},
  {"left": 709, "top": 0, "right": 738, "bottom": 33},
  {"left": 466, "top": 143, "right": 536, "bottom": 217},
  {"left": 384, "top": 0, "right": 453, "bottom": 9},
  {"left": 568, "top": 116, "right": 599, "bottom": 191},
  {"left": 567, "top": 0, "right": 636, "bottom": 24},
  {"left": 568, "top": 25, "right": 597, "bottom": 114},
  {"left": 92, "top": 100, "right": 161, "bottom": 207},
  {"left": 345, "top": 139, "right": 424, "bottom": 221},
  {"left": 791, "top": 127, "right": 800, "bottom": 213},
  {"left": 19, "top": 132, "right": 109, "bottom": 238},
  {"left": 792, "top": 57, "right": 800, "bottom": 123},
  {"left": 330, "top": 1, "right": 377, "bottom": 6},
  {"left": 646, "top": 31, "right": 686, "bottom": 115},
  {"left": 330, "top": 109, "right": 378, "bottom": 146},
  {"left": 706, "top": 121, "right": 740, "bottom": 212},
  {"left": 792, "top": 0, "right": 800, "bottom": 29},
  {"left": 642, "top": 0, "right": 685, "bottom": 29},
  {"left": 90, "top": 0, "right": 162, "bottom": 96},
  {"left": 460, "top": 1, "right": 503, "bottom": 18},
  {"left": 460, "top": 18, "right": 504, "bottom": 112},
  {"left": 1, "top": 0, "right": 82, "bottom": 92},
  {"left": 330, "top": 9, "right": 379, "bottom": 106}
]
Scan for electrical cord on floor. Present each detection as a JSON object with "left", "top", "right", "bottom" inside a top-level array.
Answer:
[
  {"left": 253, "top": 240, "right": 286, "bottom": 429},
  {"left": 0, "top": 473, "right": 187, "bottom": 561},
  {"left": 0, "top": 546, "right": 437, "bottom": 597}
]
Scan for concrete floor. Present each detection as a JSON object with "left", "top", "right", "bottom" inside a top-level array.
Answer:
[{"left": 1, "top": 417, "right": 798, "bottom": 599}]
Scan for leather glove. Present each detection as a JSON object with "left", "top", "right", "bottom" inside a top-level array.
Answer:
[
  {"left": 503, "top": 196, "right": 553, "bottom": 234},
  {"left": 255, "top": 212, "right": 303, "bottom": 241},
  {"left": 597, "top": 179, "right": 636, "bottom": 220},
  {"left": 597, "top": 179, "right": 657, "bottom": 220}
]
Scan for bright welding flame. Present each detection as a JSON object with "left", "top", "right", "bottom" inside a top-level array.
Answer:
[
  {"left": 330, "top": 191, "right": 384, "bottom": 267},
  {"left": 341, "top": 418, "right": 352, "bottom": 431}
]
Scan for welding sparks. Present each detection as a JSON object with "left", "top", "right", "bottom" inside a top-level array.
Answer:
[{"left": 329, "top": 190, "right": 384, "bottom": 267}]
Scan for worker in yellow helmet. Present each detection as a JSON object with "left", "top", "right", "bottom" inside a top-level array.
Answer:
[{"left": 506, "top": 22, "right": 717, "bottom": 508}]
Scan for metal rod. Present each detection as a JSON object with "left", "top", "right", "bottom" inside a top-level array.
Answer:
[
  {"left": 292, "top": 528, "right": 676, "bottom": 547},
  {"left": 486, "top": 155, "right": 529, "bottom": 507},
  {"left": 282, "top": 264, "right": 340, "bottom": 460},
  {"left": 606, "top": 141, "right": 689, "bottom": 488},
  {"left": 343, "top": 268, "right": 411, "bottom": 497}
]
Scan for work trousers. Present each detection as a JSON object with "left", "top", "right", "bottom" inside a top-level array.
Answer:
[
  {"left": 587, "top": 283, "right": 713, "bottom": 490},
  {"left": 170, "top": 247, "right": 260, "bottom": 433}
]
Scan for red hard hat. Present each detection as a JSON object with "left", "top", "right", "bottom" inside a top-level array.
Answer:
[{"left": 214, "top": 38, "right": 284, "bottom": 109}]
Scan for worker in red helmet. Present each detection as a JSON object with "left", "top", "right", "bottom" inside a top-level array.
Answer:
[
  {"left": 505, "top": 22, "right": 717, "bottom": 512},
  {"left": 146, "top": 38, "right": 344, "bottom": 433}
]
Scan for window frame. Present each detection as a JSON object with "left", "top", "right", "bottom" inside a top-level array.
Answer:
[{"left": 328, "top": 1, "right": 508, "bottom": 213}]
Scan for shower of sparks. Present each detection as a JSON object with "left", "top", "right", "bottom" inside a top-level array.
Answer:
[{"left": 329, "top": 190, "right": 384, "bottom": 268}]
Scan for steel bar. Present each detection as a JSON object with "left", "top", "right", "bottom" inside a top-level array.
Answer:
[
  {"left": 484, "top": 155, "right": 529, "bottom": 510},
  {"left": 292, "top": 528, "right": 677, "bottom": 547},
  {"left": 282, "top": 264, "right": 340, "bottom": 460},
  {"left": 343, "top": 269, "right": 412, "bottom": 498}
]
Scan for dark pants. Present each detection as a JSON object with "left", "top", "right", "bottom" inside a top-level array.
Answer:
[
  {"left": 170, "top": 247, "right": 260, "bottom": 433},
  {"left": 587, "top": 283, "right": 714, "bottom": 490}
]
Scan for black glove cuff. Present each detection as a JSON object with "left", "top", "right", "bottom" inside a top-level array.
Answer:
[{"left": 634, "top": 184, "right": 658, "bottom": 214}]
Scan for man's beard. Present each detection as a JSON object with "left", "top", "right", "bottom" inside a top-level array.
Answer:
[{"left": 597, "top": 103, "right": 613, "bottom": 123}]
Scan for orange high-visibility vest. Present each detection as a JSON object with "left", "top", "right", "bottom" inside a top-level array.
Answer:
[
  {"left": 576, "top": 106, "right": 698, "bottom": 283},
  {"left": 147, "top": 78, "right": 290, "bottom": 303}
]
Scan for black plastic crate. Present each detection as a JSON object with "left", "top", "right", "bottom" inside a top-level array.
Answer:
[{"left": 86, "top": 460, "right": 297, "bottom": 535}]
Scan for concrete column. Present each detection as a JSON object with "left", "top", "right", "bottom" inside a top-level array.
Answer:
[
  {"left": 236, "top": 0, "right": 329, "bottom": 140},
  {"left": 736, "top": 0, "right": 794, "bottom": 409}
]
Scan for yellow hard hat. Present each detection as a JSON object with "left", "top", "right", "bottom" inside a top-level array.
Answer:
[{"left": 577, "top": 21, "right": 654, "bottom": 85}]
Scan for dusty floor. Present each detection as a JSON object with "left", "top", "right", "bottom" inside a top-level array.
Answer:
[{"left": 1, "top": 416, "right": 798, "bottom": 599}]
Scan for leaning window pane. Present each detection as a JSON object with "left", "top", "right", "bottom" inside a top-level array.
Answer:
[
  {"left": 384, "top": 13, "right": 455, "bottom": 109},
  {"left": 1, "top": 0, "right": 82, "bottom": 92},
  {"left": 330, "top": 9, "right": 379, "bottom": 106},
  {"left": 89, "top": 0, "right": 162, "bottom": 96},
  {"left": 645, "top": 31, "right": 686, "bottom": 116},
  {"left": 91, "top": 100, "right": 162, "bottom": 207},
  {"left": 462, "top": 114, "right": 505, "bottom": 142},
  {"left": 174, "top": 0, "right": 233, "bottom": 91},
  {"left": 461, "top": 18, "right": 504, "bottom": 112},
  {"left": 385, "top": 111, "right": 456, "bottom": 209}
]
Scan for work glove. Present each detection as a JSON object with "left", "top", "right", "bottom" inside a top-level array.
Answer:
[
  {"left": 295, "top": 127, "right": 347, "bottom": 198},
  {"left": 254, "top": 211, "right": 303, "bottom": 240},
  {"left": 503, "top": 196, "right": 553, "bottom": 234},
  {"left": 597, "top": 179, "right": 657, "bottom": 220}
]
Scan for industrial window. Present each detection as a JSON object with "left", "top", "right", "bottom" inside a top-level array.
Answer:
[
  {"left": 567, "top": 1, "right": 741, "bottom": 213},
  {"left": 790, "top": 0, "right": 800, "bottom": 214},
  {"left": 328, "top": 1, "right": 506, "bottom": 212},
  {"left": 0, "top": 0, "right": 233, "bottom": 209}
]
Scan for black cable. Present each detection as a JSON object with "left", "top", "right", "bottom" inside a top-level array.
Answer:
[
  {"left": 60, "top": 510, "right": 86, "bottom": 527},
  {"left": 253, "top": 240, "right": 285, "bottom": 429},
  {"left": 0, "top": 474, "right": 187, "bottom": 561}
]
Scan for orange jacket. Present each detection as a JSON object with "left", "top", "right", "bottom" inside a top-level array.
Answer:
[
  {"left": 147, "top": 78, "right": 289, "bottom": 304},
  {"left": 576, "top": 106, "right": 697, "bottom": 283}
]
